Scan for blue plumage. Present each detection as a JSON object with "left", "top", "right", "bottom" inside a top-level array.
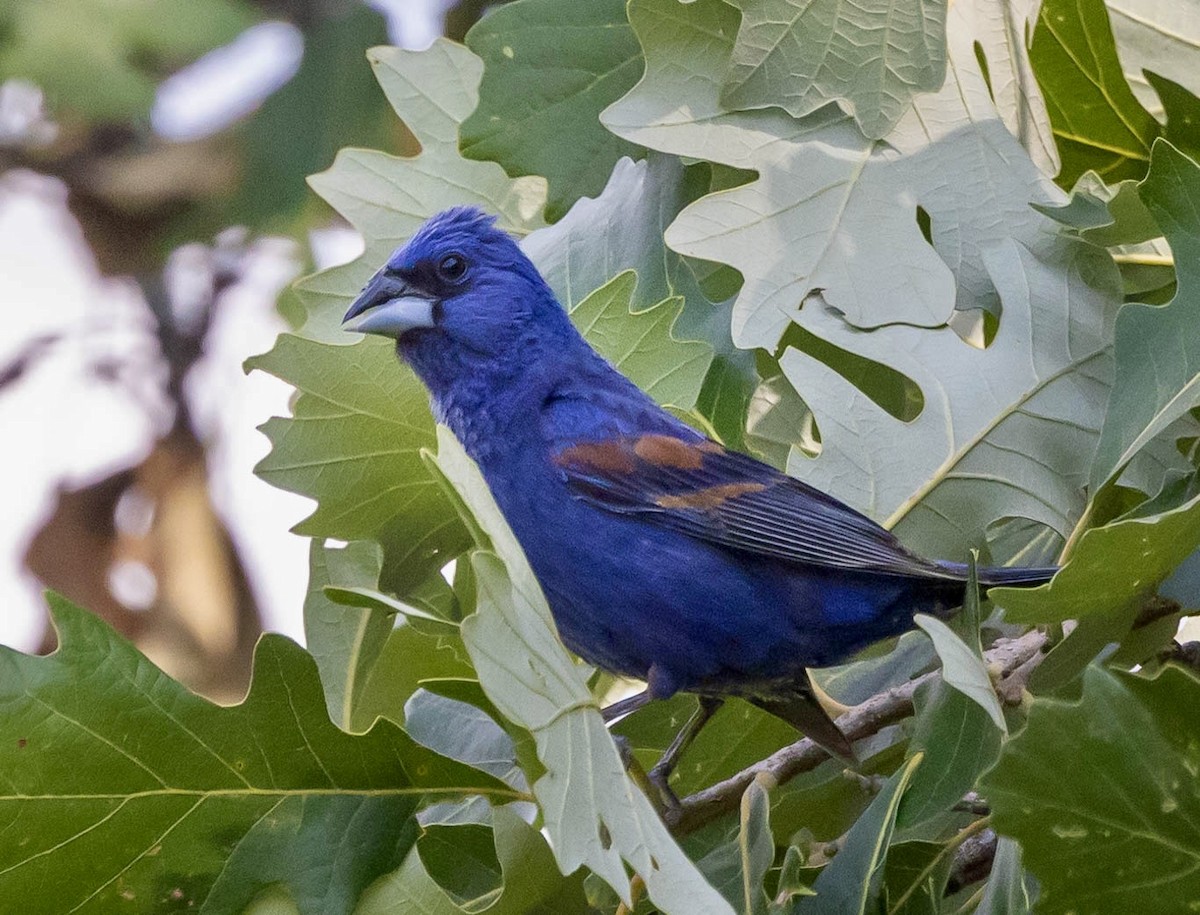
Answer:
[{"left": 343, "top": 207, "right": 1055, "bottom": 761}]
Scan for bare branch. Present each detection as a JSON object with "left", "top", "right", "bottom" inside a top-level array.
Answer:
[{"left": 670, "top": 630, "right": 1048, "bottom": 834}]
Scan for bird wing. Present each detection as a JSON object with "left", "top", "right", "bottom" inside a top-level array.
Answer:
[{"left": 552, "top": 432, "right": 961, "bottom": 580}]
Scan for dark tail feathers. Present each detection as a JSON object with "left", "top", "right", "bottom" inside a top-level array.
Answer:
[{"left": 936, "top": 561, "right": 1057, "bottom": 587}]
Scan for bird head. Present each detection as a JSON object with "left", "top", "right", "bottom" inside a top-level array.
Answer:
[{"left": 343, "top": 207, "right": 569, "bottom": 393}]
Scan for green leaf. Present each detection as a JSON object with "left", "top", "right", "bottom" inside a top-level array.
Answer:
[
  {"left": 1147, "top": 71, "right": 1200, "bottom": 163},
  {"left": 995, "top": 489, "right": 1200, "bottom": 624},
  {"left": 569, "top": 271, "right": 713, "bottom": 410},
  {"left": 295, "top": 40, "right": 546, "bottom": 341},
  {"left": 1031, "top": 0, "right": 1159, "bottom": 187},
  {"left": 975, "top": 836, "right": 1033, "bottom": 915},
  {"left": 721, "top": 0, "right": 948, "bottom": 139},
  {"left": 349, "top": 625, "right": 477, "bottom": 733},
  {"left": 417, "top": 823, "right": 504, "bottom": 907},
  {"left": 0, "top": 0, "right": 255, "bottom": 121},
  {"left": 786, "top": 235, "right": 1118, "bottom": 558},
  {"left": 248, "top": 333, "right": 470, "bottom": 596},
  {"left": 983, "top": 666, "right": 1200, "bottom": 913},
  {"left": 773, "top": 845, "right": 818, "bottom": 910},
  {"left": 882, "top": 840, "right": 954, "bottom": 915},
  {"left": 0, "top": 594, "right": 517, "bottom": 914},
  {"left": 695, "top": 778, "right": 776, "bottom": 915},
  {"left": 356, "top": 846, "right": 462, "bottom": 915},
  {"left": 361, "top": 808, "right": 591, "bottom": 915},
  {"left": 897, "top": 681, "right": 1002, "bottom": 828},
  {"left": 303, "top": 540, "right": 389, "bottom": 729},
  {"left": 913, "top": 615, "right": 1007, "bottom": 732},
  {"left": 796, "top": 754, "right": 924, "bottom": 914},
  {"left": 1091, "top": 140, "right": 1200, "bottom": 490},
  {"left": 605, "top": 0, "right": 956, "bottom": 349},
  {"left": 769, "top": 737, "right": 912, "bottom": 846},
  {"left": 429, "top": 429, "right": 733, "bottom": 913},
  {"left": 460, "top": 0, "right": 645, "bottom": 221}
]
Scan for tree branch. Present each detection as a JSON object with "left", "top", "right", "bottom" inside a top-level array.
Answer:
[{"left": 669, "top": 630, "right": 1048, "bottom": 834}]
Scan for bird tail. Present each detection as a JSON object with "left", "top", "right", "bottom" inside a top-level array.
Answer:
[
  {"left": 935, "top": 561, "right": 1057, "bottom": 587},
  {"left": 748, "top": 670, "right": 857, "bottom": 762}
]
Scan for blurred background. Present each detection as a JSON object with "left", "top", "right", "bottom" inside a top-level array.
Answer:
[{"left": 0, "top": 0, "right": 503, "bottom": 700}]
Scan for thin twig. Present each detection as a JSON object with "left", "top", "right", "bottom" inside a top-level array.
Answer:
[{"left": 670, "top": 630, "right": 1048, "bottom": 834}]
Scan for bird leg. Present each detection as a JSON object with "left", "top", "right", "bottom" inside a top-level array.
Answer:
[
  {"left": 648, "top": 696, "right": 724, "bottom": 812},
  {"left": 601, "top": 689, "right": 654, "bottom": 723}
]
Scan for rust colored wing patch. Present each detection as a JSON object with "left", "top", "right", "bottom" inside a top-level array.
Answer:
[
  {"left": 632, "top": 434, "right": 719, "bottom": 469},
  {"left": 554, "top": 440, "right": 637, "bottom": 474},
  {"left": 655, "top": 482, "right": 768, "bottom": 510},
  {"left": 552, "top": 432, "right": 957, "bottom": 579}
]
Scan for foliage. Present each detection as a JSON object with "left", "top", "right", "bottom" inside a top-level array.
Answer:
[{"left": 4, "top": 0, "right": 1200, "bottom": 912}]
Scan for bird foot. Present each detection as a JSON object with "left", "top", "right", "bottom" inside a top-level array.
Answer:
[{"left": 647, "top": 765, "right": 683, "bottom": 823}]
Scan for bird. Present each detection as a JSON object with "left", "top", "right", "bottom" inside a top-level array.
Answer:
[{"left": 342, "top": 206, "right": 1056, "bottom": 802}]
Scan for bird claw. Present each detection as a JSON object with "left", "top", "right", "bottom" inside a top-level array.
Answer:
[{"left": 647, "top": 764, "right": 683, "bottom": 822}]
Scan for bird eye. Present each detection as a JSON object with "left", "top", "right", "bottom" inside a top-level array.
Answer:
[{"left": 436, "top": 253, "right": 468, "bottom": 282}]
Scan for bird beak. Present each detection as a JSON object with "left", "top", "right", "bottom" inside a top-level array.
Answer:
[{"left": 343, "top": 271, "right": 438, "bottom": 339}]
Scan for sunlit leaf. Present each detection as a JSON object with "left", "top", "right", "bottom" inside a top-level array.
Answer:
[
  {"left": 721, "top": 0, "right": 948, "bottom": 140},
  {"left": 430, "top": 429, "right": 733, "bottom": 913},
  {"left": 1031, "top": 0, "right": 1159, "bottom": 186}
]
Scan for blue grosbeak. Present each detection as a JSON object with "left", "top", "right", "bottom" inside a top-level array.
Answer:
[{"left": 343, "top": 207, "right": 1054, "bottom": 777}]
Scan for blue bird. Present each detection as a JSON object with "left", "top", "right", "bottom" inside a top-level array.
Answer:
[{"left": 343, "top": 207, "right": 1055, "bottom": 794}]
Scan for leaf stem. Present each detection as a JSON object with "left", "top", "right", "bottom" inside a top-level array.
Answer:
[
  {"left": 1110, "top": 253, "right": 1174, "bottom": 267},
  {"left": 887, "top": 816, "right": 992, "bottom": 914}
]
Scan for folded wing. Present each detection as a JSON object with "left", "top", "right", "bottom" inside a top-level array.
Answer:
[{"left": 552, "top": 433, "right": 964, "bottom": 581}]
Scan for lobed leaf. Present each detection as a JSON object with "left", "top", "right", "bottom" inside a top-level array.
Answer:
[
  {"left": 1091, "top": 140, "right": 1200, "bottom": 491},
  {"left": 296, "top": 40, "right": 547, "bottom": 341},
  {"left": 568, "top": 270, "right": 713, "bottom": 410},
  {"left": 430, "top": 429, "right": 733, "bottom": 913},
  {"left": 721, "top": 0, "right": 948, "bottom": 140},
  {"left": 983, "top": 665, "right": 1200, "bottom": 913},
  {"left": 0, "top": 595, "right": 515, "bottom": 914},
  {"left": 460, "top": 0, "right": 645, "bottom": 221},
  {"left": 1031, "top": 0, "right": 1159, "bottom": 187}
]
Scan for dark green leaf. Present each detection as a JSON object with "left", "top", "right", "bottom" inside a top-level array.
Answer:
[
  {"left": 0, "top": 594, "right": 517, "bottom": 914},
  {"left": 1031, "top": 0, "right": 1159, "bottom": 186},
  {"left": 1147, "top": 71, "right": 1200, "bottom": 163},
  {"left": 695, "top": 778, "right": 775, "bottom": 915},
  {"left": 417, "top": 824, "right": 504, "bottom": 908},
  {"left": 796, "top": 754, "right": 923, "bottom": 914},
  {"left": 897, "top": 682, "right": 1001, "bottom": 828},
  {"left": 983, "top": 666, "right": 1200, "bottom": 913},
  {"left": 882, "top": 840, "right": 953, "bottom": 915},
  {"left": 461, "top": 0, "right": 645, "bottom": 221},
  {"left": 975, "top": 837, "right": 1034, "bottom": 915}
]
